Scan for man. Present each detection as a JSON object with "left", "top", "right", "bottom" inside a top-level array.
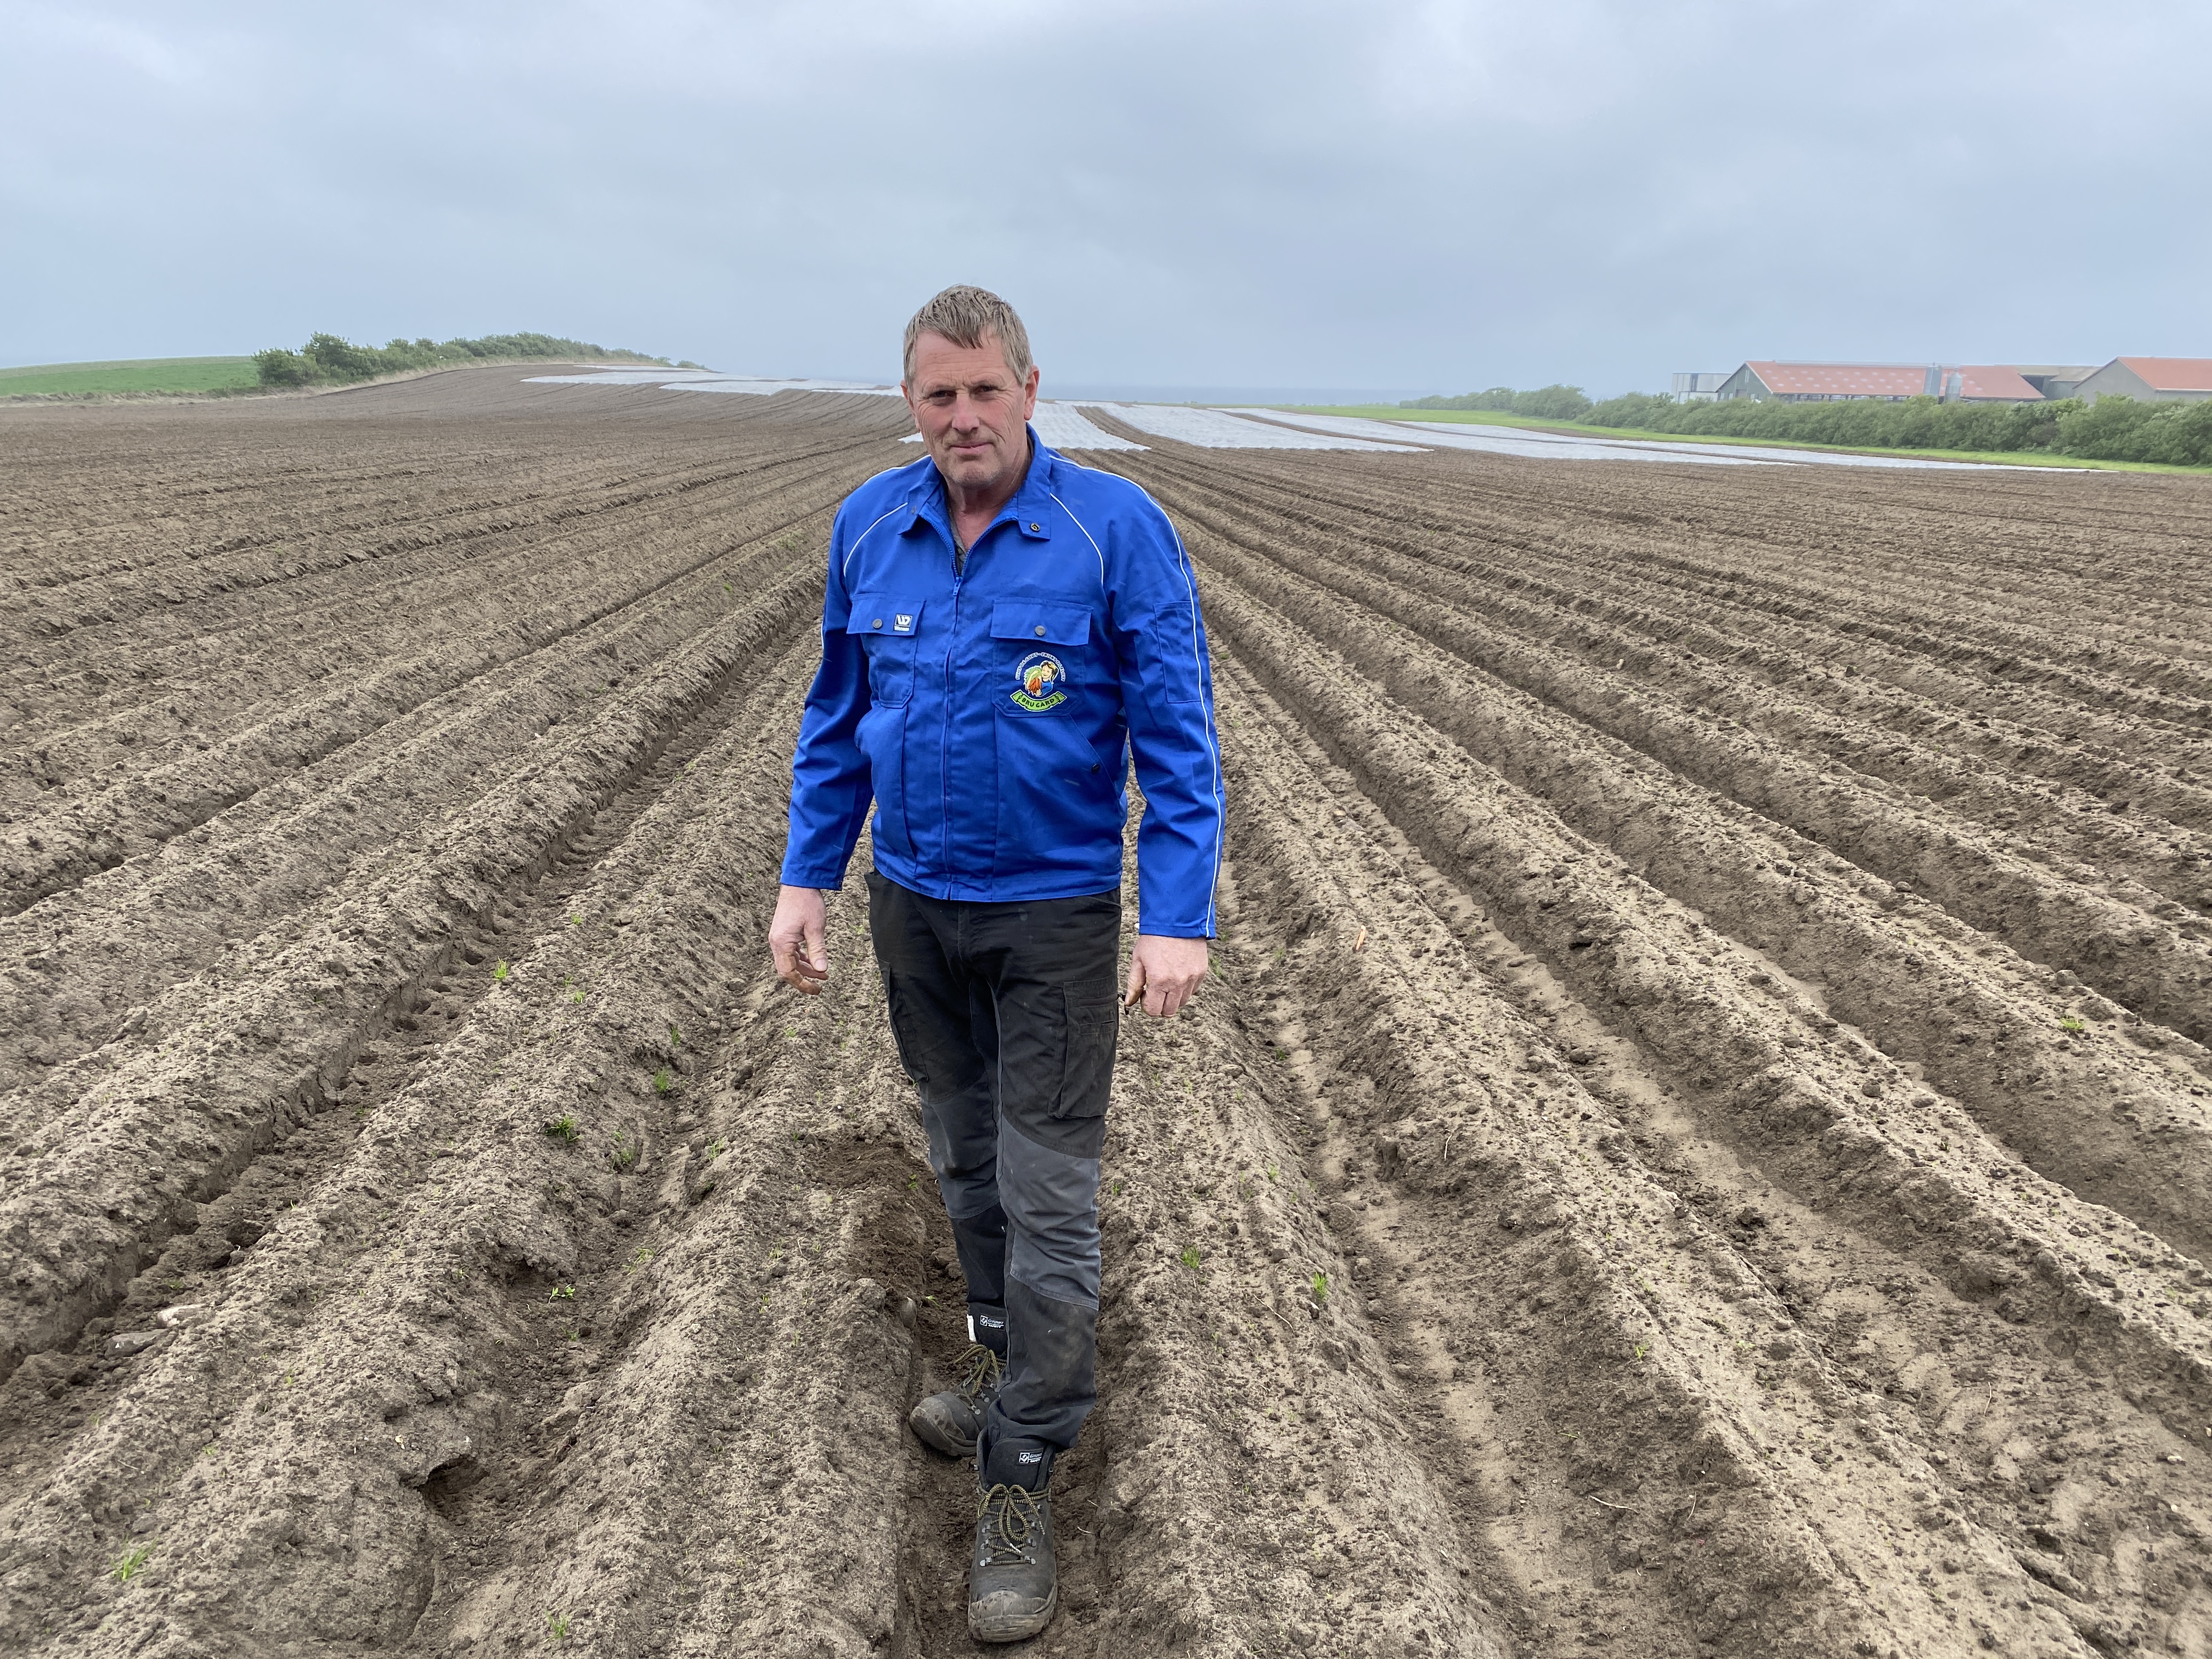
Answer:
[{"left": 768, "top": 285, "right": 1222, "bottom": 1642}]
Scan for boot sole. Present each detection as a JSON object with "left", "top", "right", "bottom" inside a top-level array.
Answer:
[{"left": 968, "top": 1585, "right": 1057, "bottom": 1643}]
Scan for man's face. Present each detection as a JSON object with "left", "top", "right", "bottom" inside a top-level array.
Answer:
[{"left": 903, "top": 330, "right": 1040, "bottom": 499}]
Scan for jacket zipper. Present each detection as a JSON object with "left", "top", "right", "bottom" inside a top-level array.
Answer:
[{"left": 943, "top": 533, "right": 963, "bottom": 878}]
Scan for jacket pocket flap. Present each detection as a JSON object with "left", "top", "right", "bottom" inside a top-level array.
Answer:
[
  {"left": 989, "top": 600, "right": 1091, "bottom": 646},
  {"left": 848, "top": 597, "right": 925, "bottom": 636}
]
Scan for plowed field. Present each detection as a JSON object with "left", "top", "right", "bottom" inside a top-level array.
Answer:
[{"left": 4, "top": 369, "right": 2210, "bottom": 1659}]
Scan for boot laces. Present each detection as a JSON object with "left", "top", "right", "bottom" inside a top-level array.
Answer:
[
  {"left": 977, "top": 1482, "right": 1042, "bottom": 1566},
  {"left": 955, "top": 1342, "right": 1005, "bottom": 1406}
]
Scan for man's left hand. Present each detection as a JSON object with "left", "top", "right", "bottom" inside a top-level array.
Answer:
[{"left": 1124, "top": 934, "right": 1210, "bottom": 1018}]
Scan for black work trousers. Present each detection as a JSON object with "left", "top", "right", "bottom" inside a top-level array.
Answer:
[{"left": 867, "top": 871, "right": 1120, "bottom": 1490}]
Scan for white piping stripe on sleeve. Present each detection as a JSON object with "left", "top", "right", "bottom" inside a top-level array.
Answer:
[
  {"left": 840, "top": 502, "right": 912, "bottom": 581},
  {"left": 1164, "top": 516, "right": 1226, "bottom": 934},
  {"left": 1057, "top": 483, "right": 1224, "bottom": 936}
]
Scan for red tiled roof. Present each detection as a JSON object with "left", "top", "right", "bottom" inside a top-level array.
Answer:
[
  {"left": 1746, "top": 362, "right": 1934, "bottom": 398},
  {"left": 1953, "top": 366, "right": 2042, "bottom": 402},
  {"left": 2114, "top": 357, "right": 2212, "bottom": 392},
  {"left": 1740, "top": 362, "right": 2044, "bottom": 401}
]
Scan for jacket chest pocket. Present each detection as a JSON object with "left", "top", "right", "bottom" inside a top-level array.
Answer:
[
  {"left": 990, "top": 600, "right": 1094, "bottom": 718},
  {"left": 849, "top": 596, "right": 925, "bottom": 708}
]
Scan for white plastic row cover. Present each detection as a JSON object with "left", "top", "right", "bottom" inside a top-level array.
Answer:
[
  {"left": 1234, "top": 410, "right": 2062, "bottom": 471},
  {"left": 1073, "top": 403, "right": 1423, "bottom": 452},
  {"left": 524, "top": 372, "right": 901, "bottom": 396}
]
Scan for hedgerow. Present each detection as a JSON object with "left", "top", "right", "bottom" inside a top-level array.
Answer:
[
  {"left": 1404, "top": 384, "right": 1594, "bottom": 419},
  {"left": 1575, "top": 391, "right": 2212, "bottom": 466},
  {"left": 1398, "top": 383, "right": 2210, "bottom": 465},
  {"left": 253, "top": 331, "right": 671, "bottom": 388}
]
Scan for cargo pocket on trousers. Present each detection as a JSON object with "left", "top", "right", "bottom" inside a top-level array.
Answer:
[
  {"left": 1054, "top": 990, "right": 1119, "bottom": 1121},
  {"left": 878, "top": 973, "right": 930, "bottom": 1092}
]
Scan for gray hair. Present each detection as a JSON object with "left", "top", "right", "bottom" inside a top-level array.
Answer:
[{"left": 901, "top": 285, "right": 1034, "bottom": 386}]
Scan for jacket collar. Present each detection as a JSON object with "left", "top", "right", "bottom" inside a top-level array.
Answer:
[{"left": 901, "top": 426, "right": 1058, "bottom": 544}]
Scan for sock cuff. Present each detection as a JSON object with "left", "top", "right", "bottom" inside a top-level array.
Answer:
[{"left": 967, "top": 1302, "right": 1010, "bottom": 1355}]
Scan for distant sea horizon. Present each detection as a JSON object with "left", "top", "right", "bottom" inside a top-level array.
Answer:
[{"left": 1043, "top": 384, "right": 1438, "bottom": 407}]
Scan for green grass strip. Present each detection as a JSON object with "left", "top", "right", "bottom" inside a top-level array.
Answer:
[{"left": 0, "top": 357, "right": 259, "bottom": 397}]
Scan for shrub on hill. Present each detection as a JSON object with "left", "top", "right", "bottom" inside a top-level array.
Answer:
[{"left": 253, "top": 331, "right": 669, "bottom": 388}]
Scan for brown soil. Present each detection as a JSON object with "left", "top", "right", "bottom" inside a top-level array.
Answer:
[{"left": 3, "top": 371, "right": 2210, "bottom": 1658}]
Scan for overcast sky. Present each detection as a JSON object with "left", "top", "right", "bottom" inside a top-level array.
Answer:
[{"left": 4, "top": 1, "right": 2208, "bottom": 396}]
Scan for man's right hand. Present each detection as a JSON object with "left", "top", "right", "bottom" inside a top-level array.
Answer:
[{"left": 770, "top": 884, "right": 831, "bottom": 994}]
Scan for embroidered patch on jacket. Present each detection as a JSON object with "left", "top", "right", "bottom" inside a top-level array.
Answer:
[{"left": 1012, "top": 652, "right": 1068, "bottom": 711}]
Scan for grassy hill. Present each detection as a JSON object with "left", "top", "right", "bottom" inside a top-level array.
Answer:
[{"left": 0, "top": 357, "right": 260, "bottom": 397}]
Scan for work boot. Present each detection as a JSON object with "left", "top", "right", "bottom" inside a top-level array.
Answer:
[
  {"left": 909, "top": 1339, "right": 1005, "bottom": 1458},
  {"left": 969, "top": 1477, "right": 1057, "bottom": 1643}
]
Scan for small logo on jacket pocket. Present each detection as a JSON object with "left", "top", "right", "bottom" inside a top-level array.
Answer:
[{"left": 1012, "top": 652, "right": 1068, "bottom": 712}]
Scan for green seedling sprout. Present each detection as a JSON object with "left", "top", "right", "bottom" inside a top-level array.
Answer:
[
  {"left": 543, "top": 1115, "right": 578, "bottom": 1144},
  {"left": 610, "top": 1131, "right": 637, "bottom": 1171},
  {"left": 669, "top": 1024, "right": 682, "bottom": 1049},
  {"left": 2060, "top": 1014, "right": 2086, "bottom": 1034},
  {"left": 1181, "top": 1245, "right": 1203, "bottom": 1269},
  {"left": 548, "top": 1610, "right": 572, "bottom": 1641},
  {"left": 653, "top": 1068, "right": 676, "bottom": 1096},
  {"left": 550, "top": 1284, "right": 575, "bottom": 1301},
  {"left": 1310, "top": 1271, "right": 1329, "bottom": 1305},
  {"left": 492, "top": 960, "right": 510, "bottom": 983},
  {"left": 110, "top": 1545, "right": 153, "bottom": 1583}
]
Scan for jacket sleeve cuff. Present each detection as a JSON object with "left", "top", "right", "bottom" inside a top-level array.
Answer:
[{"left": 1135, "top": 918, "right": 1216, "bottom": 940}]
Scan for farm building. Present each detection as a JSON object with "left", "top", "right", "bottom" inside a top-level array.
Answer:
[
  {"left": 2067, "top": 357, "right": 2212, "bottom": 404},
  {"left": 2006, "top": 364, "right": 2098, "bottom": 399},
  {"left": 1670, "top": 371, "right": 1729, "bottom": 402},
  {"left": 1713, "top": 362, "right": 2044, "bottom": 404}
]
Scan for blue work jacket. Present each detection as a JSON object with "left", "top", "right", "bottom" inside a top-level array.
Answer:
[{"left": 781, "top": 432, "right": 1223, "bottom": 936}]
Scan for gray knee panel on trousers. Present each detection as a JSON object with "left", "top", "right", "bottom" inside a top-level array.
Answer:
[{"left": 998, "top": 1121, "right": 1102, "bottom": 1308}]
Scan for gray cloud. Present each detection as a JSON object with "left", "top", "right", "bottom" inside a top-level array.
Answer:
[{"left": 3, "top": 0, "right": 2207, "bottom": 394}]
